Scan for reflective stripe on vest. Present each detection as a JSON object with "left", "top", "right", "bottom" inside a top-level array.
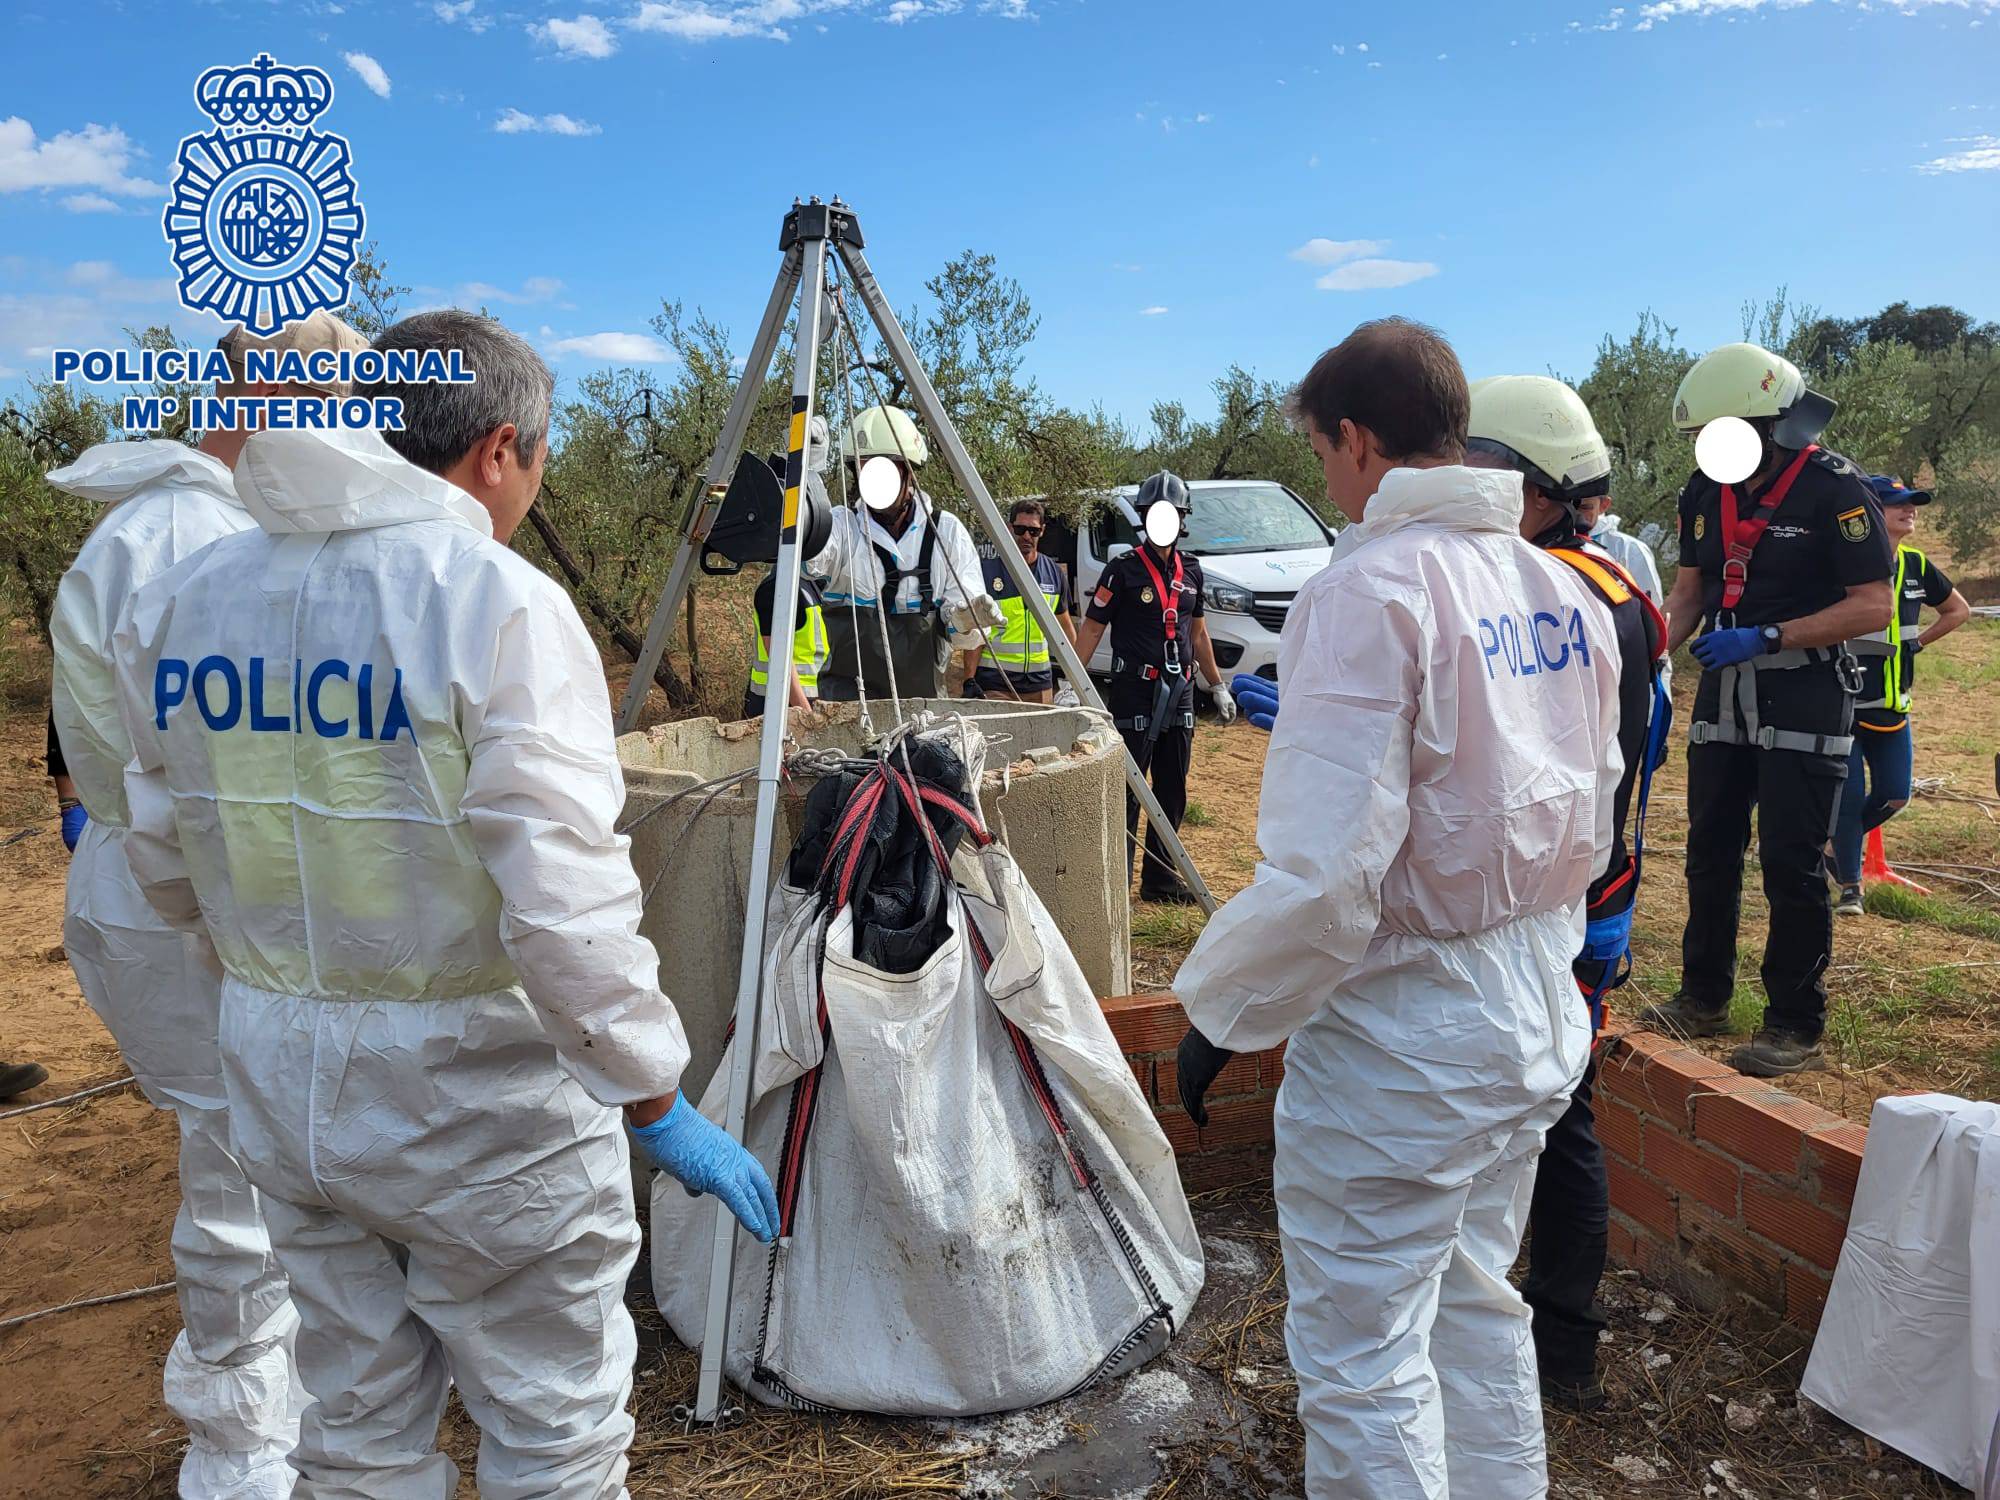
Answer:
[
  {"left": 981, "top": 588, "right": 1061, "bottom": 670},
  {"left": 1717, "top": 445, "right": 1817, "bottom": 616},
  {"left": 751, "top": 604, "right": 829, "bottom": 692}
]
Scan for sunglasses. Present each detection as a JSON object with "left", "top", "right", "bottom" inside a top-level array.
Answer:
[{"left": 1012, "top": 523, "right": 1044, "bottom": 538}]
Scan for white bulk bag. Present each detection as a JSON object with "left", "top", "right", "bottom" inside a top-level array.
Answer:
[
  {"left": 1801, "top": 1093, "right": 2000, "bottom": 1492},
  {"left": 651, "top": 839, "right": 1203, "bottom": 1415}
]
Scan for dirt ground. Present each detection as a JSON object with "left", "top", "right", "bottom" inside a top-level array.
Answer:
[{"left": 1, "top": 560, "right": 1994, "bottom": 1495}]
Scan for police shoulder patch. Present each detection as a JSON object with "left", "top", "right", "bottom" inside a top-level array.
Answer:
[
  {"left": 1809, "top": 446, "right": 1858, "bottom": 476},
  {"left": 1838, "top": 506, "right": 1872, "bottom": 542},
  {"left": 1092, "top": 585, "right": 1114, "bottom": 608},
  {"left": 1693, "top": 513, "right": 1706, "bottom": 540}
]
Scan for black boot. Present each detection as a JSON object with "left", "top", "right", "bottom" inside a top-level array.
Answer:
[
  {"left": 0, "top": 1061, "right": 49, "bottom": 1101},
  {"left": 1729, "top": 1029, "right": 1826, "bottom": 1078},
  {"left": 1635, "top": 994, "right": 1733, "bottom": 1040}
]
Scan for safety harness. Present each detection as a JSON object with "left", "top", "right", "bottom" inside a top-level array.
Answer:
[
  {"left": 1111, "top": 546, "right": 1194, "bottom": 754},
  {"left": 1548, "top": 546, "right": 1673, "bottom": 1031},
  {"left": 1690, "top": 445, "right": 1862, "bottom": 758}
]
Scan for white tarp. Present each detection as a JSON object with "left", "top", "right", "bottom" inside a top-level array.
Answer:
[
  {"left": 651, "top": 839, "right": 1203, "bottom": 1416},
  {"left": 1801, "top": 1093, "right": 2000, "bottom": 1493}
]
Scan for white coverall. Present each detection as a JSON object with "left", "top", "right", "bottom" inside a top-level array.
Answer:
[
  {"left": 808, "top": 500, "right": 985, "bottom": 620},
  {"left": 47, "top": 440, "right": 301, "bottom": 1500},
  {"left": 1589, "top": 511, "right": 1670, "bottom": 693},
  {"left": 1175, "top": 465, "right": 1622, "bottom": 1499},
  {"left": 113, "top": 426, "right": 692, "bottom": 1500}
]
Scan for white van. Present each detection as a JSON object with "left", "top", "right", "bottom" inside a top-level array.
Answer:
[{"left": 1036, "top": 479, "right": 1336, "bottom": 683}]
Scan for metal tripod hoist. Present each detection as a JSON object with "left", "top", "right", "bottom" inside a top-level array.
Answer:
[{"left": 619, "top": 198, "right": 1214, "bottom": 1424}]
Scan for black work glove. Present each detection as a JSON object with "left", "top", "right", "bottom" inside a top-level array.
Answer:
[
  {"left": 1176, "top": 1025, "right": 1234, "bottom": 1128},
  {"left": 960, "top": 678, "right": 986, "bottom": 699}
]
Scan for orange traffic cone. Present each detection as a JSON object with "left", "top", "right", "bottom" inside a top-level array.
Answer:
[{"left": 1861, "top": 826, "right": 1931, "bottom": 893}]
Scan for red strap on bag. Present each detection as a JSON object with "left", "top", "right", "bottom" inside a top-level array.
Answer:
[
  {"left": 1133, "top": 546, "right": 1185, "bottom": 643},
  {"left": 1718, "top": 445, "right": 1817, "bottom": 613}
]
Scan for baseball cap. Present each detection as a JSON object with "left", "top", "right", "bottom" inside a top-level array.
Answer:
[{"left": 217, "top": 310, "right": 370, "bottom": 396}]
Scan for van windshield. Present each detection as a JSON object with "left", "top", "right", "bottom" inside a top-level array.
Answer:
[{"left": 1182, "top": 484, "right": 1330, "bottom": 555}]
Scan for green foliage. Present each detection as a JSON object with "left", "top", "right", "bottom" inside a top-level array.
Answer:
[
  {"left": 1132, "top": 366, "right": 1322, "bottom": 514},
  {"left": 0, "top": 378, "right": 116, "bottom": 635},
  {"left": 1863, "top": 883, "right": 2000, "bottom": 944},
  {"left": 1575, "top": 311, "right": 1694, "bottom": 540}
]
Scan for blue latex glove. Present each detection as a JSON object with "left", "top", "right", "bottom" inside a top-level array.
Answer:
[
  {"left": 60, "top": 802, "right": 88, "bottom": 852},
  {"left": 1690, "top": 626, "right": 1768, "bottom": 670},
  {"left": 630, "top": 1095, "right": 780, "bottom": 1243},
  {"left": 1230, "top": 673, "right": 1279, "bottom": 732}
]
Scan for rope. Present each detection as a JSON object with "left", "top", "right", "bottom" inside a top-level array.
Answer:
[
  {"left": 0, "top": 1281, "right": 176, "bottom": 1334},
  {"left": 0, "top": 1076, "right": 138, "bottom": 1121}
]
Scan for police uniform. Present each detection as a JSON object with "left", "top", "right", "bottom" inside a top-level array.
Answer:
[
  {"left": 743, "top": 572, "right": 828, "bottom": 719},
  {"left": 1524, "top": 525, "right": 1670, "bottom": 1397},
  {"left": 1087, "top": 543, "right": 1204, "bottom": 895},
  {"left": 1677, "top": 444, "right": 1892, "bottom": 1040},
  {"left": 974, "top": 551, "right": 1069, "bottom": 697}
]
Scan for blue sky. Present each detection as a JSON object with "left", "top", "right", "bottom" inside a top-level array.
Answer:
[{"left": 3, "top": 0, "right": 1996, "bottom": 428}]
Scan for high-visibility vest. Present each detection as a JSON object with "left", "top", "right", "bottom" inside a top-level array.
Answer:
[
  {"left": 751, "top": 600, "right": 829, "bottom": 694},
  {"left": 1851, "top": 544, "right": 1925, "bottom": 713},
  {"left": 979, "top": 557, "right": 1063, "bottom": 674}
]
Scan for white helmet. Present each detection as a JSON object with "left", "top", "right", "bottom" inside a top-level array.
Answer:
[
  {"left": 845, "top": 404, "right": 929, "bottom": 466},
  {"left": 1466, "top": 375, "right": 1611, "bottom": 502},
  {"left": 1673, "top": 341, "right": 1835, "bottom": 449}
]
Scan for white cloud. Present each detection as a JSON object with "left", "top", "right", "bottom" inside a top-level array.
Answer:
[
  {"left": 981, "top": 0, "right": 1033, "bottom": 14},
  {"left": 1307, "top": 152, "right": 1320, "bottom": 168},
  {"left": 342, "top": 52, "right": 392, "bottom": 99},
  {"left": 535, "top": 13, "right": 618, "bottom": 57},
  {"left": 546, "top": 330, "right": 674, "bottom": 362},
  {"left": 460, "top": 276, "right": 566, "bottom": 303},
  {"left": 62, "top": 192, "right": 120, "bottom": 213},
  {"left": 1331, "top": 42, "right": 1345, "bottom": 53},
  {"left": 0, "top": 118, "right": 162, "bottom": 198},
  {"left": 1367, "top": 60, "right": 1382, "bottom": 69},
  {"left": 1194, "top": 111, "right": 1211, "bottom": 124},
  {"left": 1289, "top": 237, "right": 1388, "bottom": 265},
  {"left": 1917, "top": 135, "right": 2000, "bottom": 174},
  {"left": 628, "top": 0, "right": 798, "bottom": 40},
  {"left": 435, "top": 0, "right": 493, "bottom": 29},
  {"left": 64, "top": 259, "right": 176, "bottom": 301},
  {"left": 1356, "top": 40, "right": 1369, "bottom": 50},
  {"left": 1629, "top": 0, "right": 1999, "bottom": 29},
  {"left": 493, "top": 108, "right": 603, "bottom": 136},
  {"left": 1139, "top": 306, "right": 1169, "bottom": 317},
  {"left": 1316, "top": 258, "right": 1440, "bottom": 291},
  {"left": 881, "top": 0, "right": 963, "bottom": 22}
]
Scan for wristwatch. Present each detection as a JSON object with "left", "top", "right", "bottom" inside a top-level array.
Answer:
[{"left": 1760, "top": 624, "right": 1784, "bottom": 654}]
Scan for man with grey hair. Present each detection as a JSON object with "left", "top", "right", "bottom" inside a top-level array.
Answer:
[
  {"left": 113, "top": 309, "right": 774, "bottom": 1497},
  {"left": 45, "top": 305, "right": 368, "bottom": 1500}
]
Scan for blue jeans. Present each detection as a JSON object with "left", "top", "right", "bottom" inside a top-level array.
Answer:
[{"left": 1832, "top": 716, "right": 1914, "bottom": 884}]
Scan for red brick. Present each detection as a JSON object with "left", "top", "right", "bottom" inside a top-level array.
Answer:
[
  {"left": 1606, "top": 1217, "right": 1639, "bottom": 1266},
  {"left": 1691, "top": 1086, "right": 1825, "bottom": 1179},
  {"left": 1128, "top": 1054, "right": 1157, "bottom": 1102},
  {"left": 1158, "top": 1107, "right": 1199, "bottom": 1155},
  {"left": 1161, "top": 1050, "right": 1261, "bottom": 1107},
  {"left": 1197, "top": 1095, "right": 1277, "bottom": 1153},
  {"left": 1258, "top": 1046, "right": 1286, "bottom": 1091},
  {"left": 1742, "top": 1179, "right": 1849, "bottom": 1270},
  {"left": 1642, "top": 1123, "right": 1742, "bottom": 1215},
  {"left": 1607, "top": 1157, "right": 1677, "bottom": 1239},
  {"left": 1595, "top": 1099, "right": 1644, "bottom": 1164},
  {"left": 1100, "top": 993, "right": 1187, "bottom": 1054},
  {"left": 1678, "top": 1201, "right": 1787, "bottom": 1307},
  {"left": 1597, "top": 1035, "right": 1740, "bottom": 1125},
  {"left": 1802, "top": 1121, "right": 1867, "bottom": 1212},
  {"left": 1785, "top": 1262, "right": 1832, "bottom": 1330}
]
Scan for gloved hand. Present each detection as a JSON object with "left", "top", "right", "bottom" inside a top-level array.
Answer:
[
  {"left": 960, "top": 678, "right": 986, "bottom": 699},
  {"left": 1175, "top": 1025, "right": 1235, "bottom": 1128},
  {"left": 1231, "top": 673, "right": 1279, "bottom": 731},
  {"left": 630, "top": 1095, "right": 780, "bottom": 1243},
  {"left": 1053, "top": 684, "right": 1080, "bottom": 708},
  {"left": 946, "top": 595, "right": 1007, "bottom": 637},
  {"left": 1690, "top": 626, "right": 1770, "bottom": 669},
  {"left": 60, "top": 800, "right": 87, "bottom": 852},
  {"left": 1210, "top": 680, "right": 1237, "bottom": 724}
]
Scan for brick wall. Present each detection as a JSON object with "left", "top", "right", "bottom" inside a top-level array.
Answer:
[{"left": 1102, "top": 996, "right": 1863, "bottom": 1329}]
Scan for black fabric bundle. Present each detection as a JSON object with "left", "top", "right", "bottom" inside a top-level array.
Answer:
[{"left": 786, "top": 736, "right": 972, "bottom": 973}]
